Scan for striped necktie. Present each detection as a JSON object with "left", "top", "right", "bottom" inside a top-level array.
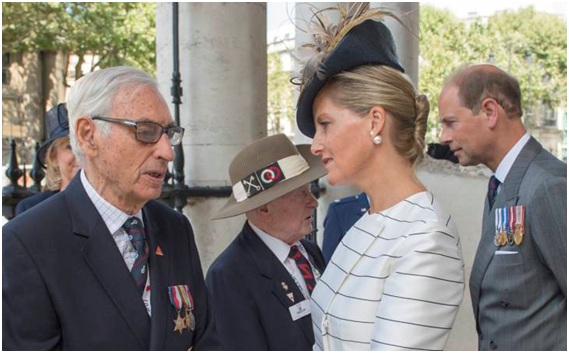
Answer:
[
  {"left": 289, "top": 245, "right": 316, "bottom": 294},
  {"left": 123, "top": 216, "right": 149, "bottom": 295}
]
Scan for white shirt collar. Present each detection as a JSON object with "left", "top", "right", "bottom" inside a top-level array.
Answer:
[
  {"left": 80, "top": 170, "right": 143, "bottom": 234},
  {"left": 248, "top": 221, "right": 293, "bottom": 264},
  {"left": 494, "top": 133, "right": 530, "bottom": 183}
]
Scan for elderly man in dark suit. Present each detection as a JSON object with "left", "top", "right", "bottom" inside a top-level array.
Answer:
[
  {"left": 439, "top": 64, "right": 566, "bottom": 350},
  {"left": 206, "top": 134, "right": 326, "bottom": 350},
  {"left": 3, "top": 66, "right": 218, "bottom": 350}
]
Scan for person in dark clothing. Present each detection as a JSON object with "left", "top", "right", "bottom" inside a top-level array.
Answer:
[
  {"left": 15, "top": 103, "right": 80, "bottom": 216},
  {"left": 207, "top": 134, "right": 327, "bottom": 350}
]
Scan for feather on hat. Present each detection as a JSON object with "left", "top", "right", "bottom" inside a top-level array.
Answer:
[{"left": 294, "top": 3, "right": 405, "bottom": 138}]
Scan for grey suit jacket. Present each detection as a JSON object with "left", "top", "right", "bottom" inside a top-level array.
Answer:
[{"left": 470, "top": 137, "right": 566, "bottom": 350}]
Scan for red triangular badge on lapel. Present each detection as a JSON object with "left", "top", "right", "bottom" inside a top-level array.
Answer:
[
  {"left": 287, "top": 292, "right": 295, "bottom": 302},
  {"left": 155, "top": 246, "right": 164, "bottom": 256}
]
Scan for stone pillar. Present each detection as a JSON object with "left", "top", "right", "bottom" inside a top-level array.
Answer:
[
  {"left": 156, "top": 3, "right": 267, "bottom": 270},
  {"left": 371, "top": 2, "right": 420, "bottom": 86}
]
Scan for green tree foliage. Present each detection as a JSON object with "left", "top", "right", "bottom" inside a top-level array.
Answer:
[
  {"left": 268, "top": 52, "right": 295, "bottom": 135},
  {"left": 2, "top": 2, "right": 156, "bottom": 77},
  {"left": 419, "top": 5, "right": 567, "bottom": 140}
]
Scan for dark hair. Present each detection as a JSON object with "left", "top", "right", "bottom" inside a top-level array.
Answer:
[{"left": 451, "top": 65, "right": 523, "bottom": 119}]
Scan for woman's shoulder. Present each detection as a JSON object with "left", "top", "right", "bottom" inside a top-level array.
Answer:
[
  {"left": 376, "top": 191, "right": 440, "bottom": 224},
  {"left": 392, "top": 191, "right": 458, "bottom": 238}
]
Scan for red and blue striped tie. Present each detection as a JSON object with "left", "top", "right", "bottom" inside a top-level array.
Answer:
[{"left": 123, "top": 217, "right": 149, "bottom": 295}]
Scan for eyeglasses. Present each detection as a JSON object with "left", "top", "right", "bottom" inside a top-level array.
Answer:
[{"left": 92, "top": 116, "right": 184, "bottom": 145}]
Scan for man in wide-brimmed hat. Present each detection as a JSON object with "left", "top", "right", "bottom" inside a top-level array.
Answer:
[{"left": 206, "top": 134, "right": 327, "bottom": 350}]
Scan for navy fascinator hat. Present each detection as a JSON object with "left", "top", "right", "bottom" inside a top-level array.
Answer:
[
  {"left": 36, "top": 103, "right": 69, "bottom": 169},
  {"left": 295, "top": 10, "right": 405, "bottom": 138}
]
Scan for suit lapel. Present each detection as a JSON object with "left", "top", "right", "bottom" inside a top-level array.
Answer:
[
  {"left": 240, "top": 223, "right": 313, "bottom": 344},
  {"left": 65, "top": 176, "right": 151, "bottom": 349},
  {"left": 144, "top": 209, "right": 170, "bottom": 351},
  {"left": 470, "top": 137, "right": 542, "bottom": 315},
  {"left": 502, "top": 137, "right": 541, "bottom": 203},
  {"left": 470, "top": 194, "right": 502, "bottom": 313}
]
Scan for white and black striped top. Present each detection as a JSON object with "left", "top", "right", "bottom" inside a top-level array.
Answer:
[{"left": 311, "top": 192, "right": 464, "bottom": 351}]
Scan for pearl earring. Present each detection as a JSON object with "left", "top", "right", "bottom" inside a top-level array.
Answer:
[{"left": 373, "top": 135, "right": 382, "bottom": 145}]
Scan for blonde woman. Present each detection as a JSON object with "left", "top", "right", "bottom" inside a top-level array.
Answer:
[
  {"left": 15, "top": 104, "right": 80, "bottom": 215},
  {"left": 294, "top": 4, "right": 464, "bottom": 350}
]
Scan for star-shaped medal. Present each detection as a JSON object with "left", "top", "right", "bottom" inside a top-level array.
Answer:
[{"left": 173, "top": 312, "right": 186, "bottom": 334}]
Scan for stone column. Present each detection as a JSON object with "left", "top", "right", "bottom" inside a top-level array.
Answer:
[
  {"left": 156, "top": 3, "right": 267, "bottom": 270},
  {"left": 371, "top": 2, "right": 420, "bottom": 86}
]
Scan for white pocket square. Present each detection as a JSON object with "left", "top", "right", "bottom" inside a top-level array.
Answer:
[{"left": 495, "top": 250, "right": 518, "bottom": 255}]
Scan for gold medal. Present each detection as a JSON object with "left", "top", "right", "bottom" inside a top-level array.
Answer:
[
  {"left": 506, "top": 231, "right": 515, "bottom": 246},
  {"left": 499, "top": 231, "right": 507, "bottom": 246},
  {"left": 494, "top": 208, "right": 508, "bottom": 247},
  {"left": 173, "top": 310, "right": 186, "bottom": 334},
  {"left": 514, "top": 205, "right": 525, "bottom": 246},
  {"left": 514, "top": 227, "right": 524, "bottom": 245},
  {"left": 494, "top": 232, "right": 501, "bottom": 246}
]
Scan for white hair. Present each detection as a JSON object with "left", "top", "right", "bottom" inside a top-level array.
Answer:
[{"left": 66, "top": 66, "right": 158, "bottom": 165}]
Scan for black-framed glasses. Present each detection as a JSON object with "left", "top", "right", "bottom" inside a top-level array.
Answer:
[{"left": 92, "top": 116, "right": 184, "bottom": 145}]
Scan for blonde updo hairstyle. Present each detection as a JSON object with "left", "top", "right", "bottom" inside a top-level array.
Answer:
[
  {"left": 44, "top": 136, "right": 70, "bottom": 191},
  {"left": 321, "top": 65, "right": 429, "bottom": 165}
]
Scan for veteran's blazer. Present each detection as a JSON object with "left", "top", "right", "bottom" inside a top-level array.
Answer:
[
  {"left": 2, "top": 174, "right": 219, "bottom": 350},
  {"left": 206, "top": 222, "right": 325, "bottom": 351},
  {"left": 470, "top": 137, "right": 567, "bottom": 351}
]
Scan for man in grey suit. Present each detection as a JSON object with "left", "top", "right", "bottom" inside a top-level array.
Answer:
[{"left": 438, "top": 64, "right": 566, "bottom": 350}]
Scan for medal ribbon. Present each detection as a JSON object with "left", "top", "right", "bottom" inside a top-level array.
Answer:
[
  {"left": 502, "top": 207, "right": 512, "bottom": 244},
  {"left": 508, "top": 206, "right": 516, "bottom": 235},
  {"left": 501, "top": 207, "right": 507, "bottom": 234},
  {"left": 516, "top": 205, "right": 525, "bottom": 232},
  {"left": 179, "top": 285, "right": 193, "bottom": 310},
  {"left": 495, "top": 208, "right": 501, "bottom": 235},
  {"left": 168, "top": 286, "right": 183, "bottom": 310}
]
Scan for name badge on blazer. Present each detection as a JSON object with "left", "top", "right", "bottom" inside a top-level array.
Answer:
[{"left": 289, "top": 299, "right": 311, "bottom": 321}]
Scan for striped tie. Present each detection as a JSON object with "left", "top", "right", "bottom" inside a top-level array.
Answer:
[
  {"left": 289, "top": 245, "right": 316, "bottom": 294},
  {"left": 123, "top": 217, "right": 149, "bottom": 295}
]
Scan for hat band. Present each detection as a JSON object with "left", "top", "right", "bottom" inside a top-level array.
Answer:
[{"left": 232, "top": 155, "right": 310, "bottom": 203}]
